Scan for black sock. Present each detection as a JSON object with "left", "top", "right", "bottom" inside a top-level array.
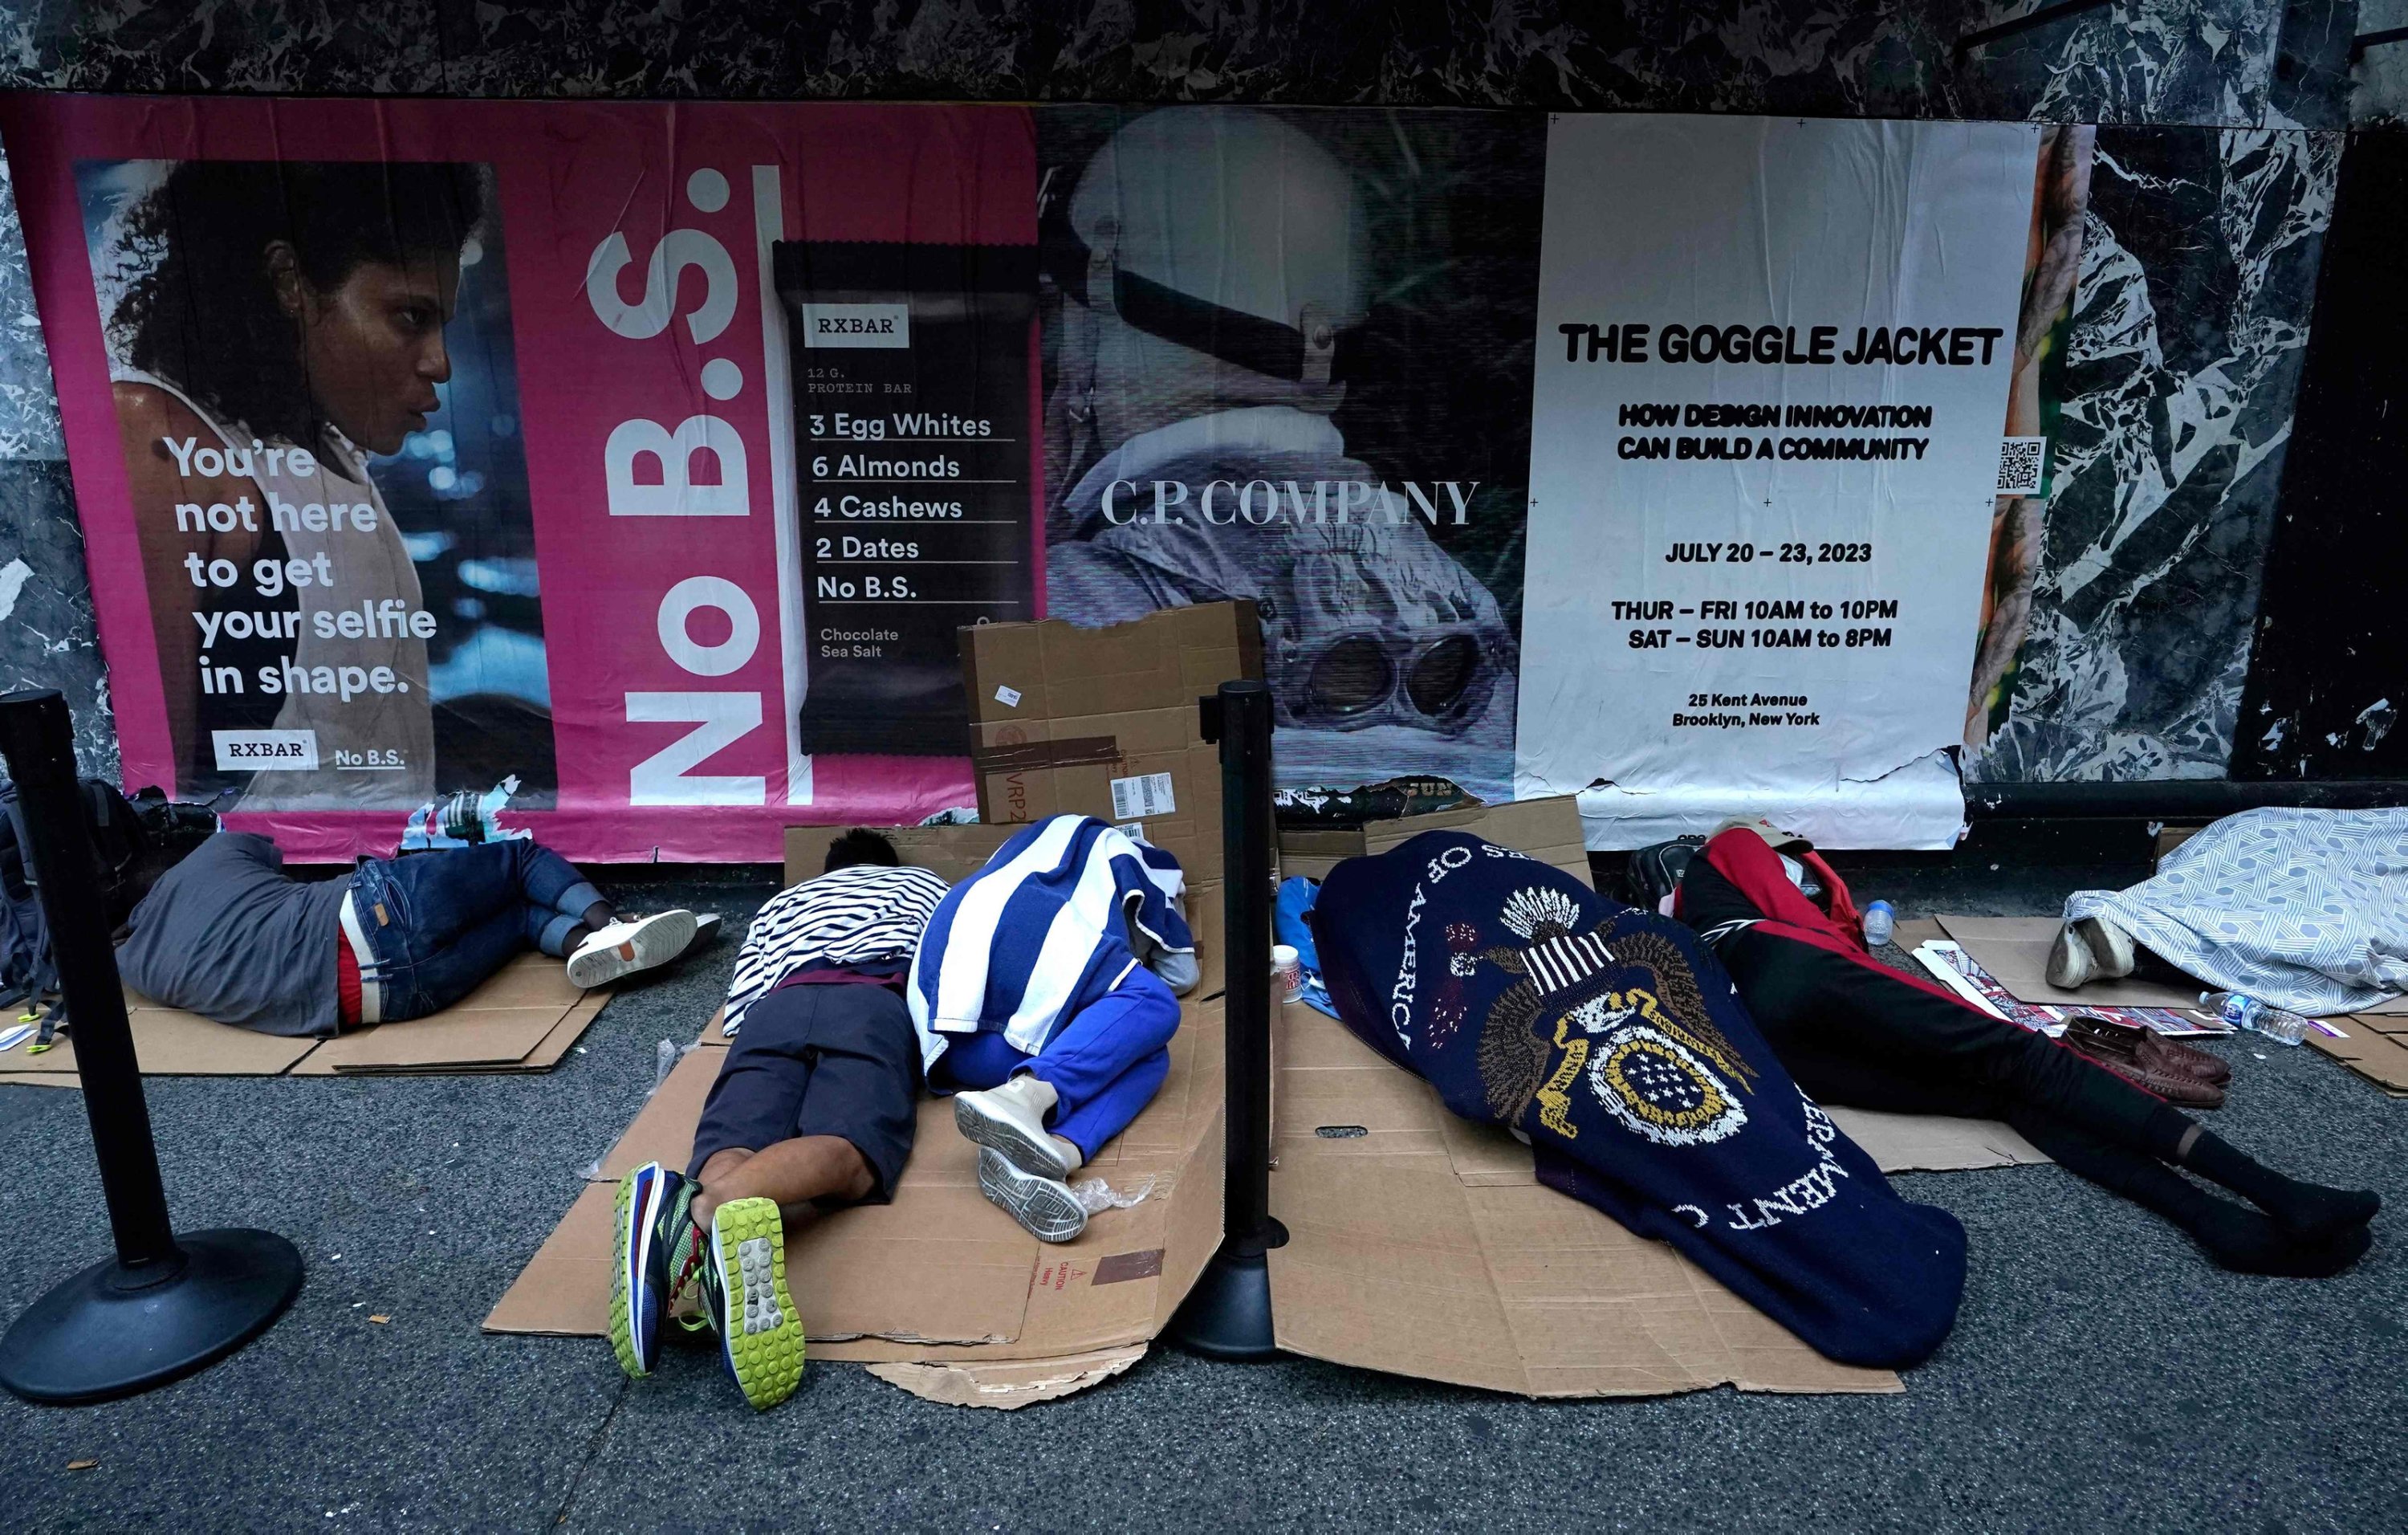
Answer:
[
  {"left": 2181, "top": 1197, "right": 2374, "bottom": 1278},
  {"left": 559, "top": 922, "right": 592, "bottom": 955},
  {"left": 2168, "top": 1120, "right": 2381, "bottom": 1241},
  {"left": 581, "top": 900, "right": 616, "bottom": 932},
  {"left": 2102, "top": 1152, "right": 2371, "bottom": 1276}
]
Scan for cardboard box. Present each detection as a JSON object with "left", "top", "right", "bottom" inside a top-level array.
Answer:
[
  {"left": 1279, "top": 794, "right": 1592, "bottom": 888},
  {"left": 960, "top": 601, "right": 1263, "bottom": 882}
]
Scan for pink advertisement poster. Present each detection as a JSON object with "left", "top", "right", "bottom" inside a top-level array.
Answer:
[{"left": 0, "top": 95, "right": 1038, "bottom": 861}]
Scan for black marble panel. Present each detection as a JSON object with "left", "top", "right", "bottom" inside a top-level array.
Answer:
[
  {"left": 0, "top": 458, "right": 116, "bottom": 778},
  {"left": 2232, "top": 123, "right": 2408, "bottom": 776},
  {"left": 0, "top": 2, "right": 2352, "bottom": 129},
  {"left": 0, "top": 132, "right": 62, "bottom": 462},
  {"left": 1971, "top": 124, "right": 2337, "bottom": 782},
  {"left": 0, "top": 132, "right": 114, "bottom": 778}
]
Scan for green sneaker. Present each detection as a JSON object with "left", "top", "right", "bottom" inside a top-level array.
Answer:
[
  {"left": 609, "top": 1162, "right": 699, "bottom": 1379},
  {"left": 697, "top": 1195, "right": 806, "bottom": 1410}
]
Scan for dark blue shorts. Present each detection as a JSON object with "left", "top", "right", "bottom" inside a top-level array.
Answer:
[{"left": 687, "top": 982, "right": 921, "bottom": 1203}]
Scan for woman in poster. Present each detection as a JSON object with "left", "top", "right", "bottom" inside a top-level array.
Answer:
[{"left": 101, "top": 160, "right": 484, "bottom": 808}]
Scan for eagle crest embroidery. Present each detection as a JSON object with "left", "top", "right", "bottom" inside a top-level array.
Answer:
[{"left": 1471, "top": 889, "right": 1757, "bottom": 1131}]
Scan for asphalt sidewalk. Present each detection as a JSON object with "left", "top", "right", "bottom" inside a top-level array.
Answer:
[{"left": 2, "top": 865, "right": 2402, "bottom": 1533}]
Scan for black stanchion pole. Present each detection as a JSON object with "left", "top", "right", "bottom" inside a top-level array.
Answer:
[
  {"left": 0, "top": 689, "right": 303, "bottom": 1405},
  {"left": 1168, "top": 678, "right": 1287, "bottom": 1358}
]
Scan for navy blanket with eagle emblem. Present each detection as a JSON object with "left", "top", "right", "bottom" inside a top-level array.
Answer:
[{"left": 1312, "top": 831, "right": 1964, "bottom": 1370}]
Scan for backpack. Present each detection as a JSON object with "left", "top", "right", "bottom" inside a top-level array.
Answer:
[
  {"left": 0, "top": 779, "right": 218, "bottom": 1044},
  {"left": 1623, "top": 835, "right": 1705, "bottom": 908}
]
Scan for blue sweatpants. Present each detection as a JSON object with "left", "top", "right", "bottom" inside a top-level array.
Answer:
[{"left": 934, "top": 964, "right": 1182, "bottom": 1160}]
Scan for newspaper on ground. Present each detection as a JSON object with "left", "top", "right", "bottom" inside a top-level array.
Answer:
[{"left": 1910, "top": 940, "right": 2230, "bottom": 1038}]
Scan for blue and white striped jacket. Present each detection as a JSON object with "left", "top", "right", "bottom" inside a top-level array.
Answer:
[{"left": 907, "top": 815, "right": 1191, "bottom": 1069}]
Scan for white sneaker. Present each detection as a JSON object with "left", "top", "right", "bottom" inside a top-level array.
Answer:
[
  {"left": 976, "top": 1146, "right": 1088, "bottom": 1244},
  {"left": 566, "top": 910, "right": 699, "bottom": 989},
  {"left": 953, "top": 1074, "right": 1083, "bottom": 1178},
  {"left": 2045, "top": 914, "right": 2136, "bottom": 989}
]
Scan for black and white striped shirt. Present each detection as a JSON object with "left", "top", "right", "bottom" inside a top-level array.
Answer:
[{"left": 722, "top": 865, "right": 951, "bottom": 1036}]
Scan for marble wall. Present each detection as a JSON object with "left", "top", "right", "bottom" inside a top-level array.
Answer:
[
  {"left": 0, "top": 2, "right": 2342, "bottom": 125},
  {"left": 2348, "top": 0, "right": 2408, "bottom": 119},
  {"left": 1969, "top": 124, "right": 2341, "bottom": 782},
  {"left": 0, "top": 140, "right": 113, "bottom": 777},
  {"left": 0, "top": 0, "right": 2363, "bottom": 787}
]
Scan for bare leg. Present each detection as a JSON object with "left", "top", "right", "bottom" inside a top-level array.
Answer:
[{"left": 692, "top": 1137, "right": 874, "bottom": 1227}]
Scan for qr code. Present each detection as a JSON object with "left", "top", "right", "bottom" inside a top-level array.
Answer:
[{"left": 1996, "top": 436, "right": 2047, "bottom": 496}]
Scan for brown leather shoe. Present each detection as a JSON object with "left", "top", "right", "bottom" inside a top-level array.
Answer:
[
  {"left": 2066, "top": 1012, "right": 2231, "bottom": 1086},
  {"left": 2062, "top": 1014, "right": 2227, "bottom": 1109},
  {"left": 2135, "top": 1031, "right": 2232, "bottom": 1086}
]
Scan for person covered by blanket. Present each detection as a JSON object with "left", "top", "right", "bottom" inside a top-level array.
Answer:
[
  {"left": 115, "top": 829, "right": 696, "bottom": 1036},
  {"left": 1311, "top": 830, "right": 1967, "bottom": 1370},
  {"left": 2045, "top": 807, "right": 2408, "bottom": 1016},
  {"left": 912, "top": 814, "right": 1199, "bottom": 1246},
  {"left": 612, "top": 828, "right": 947, "bottom": 1411},
  {"left": 1674, "top": 824, "right": 2379, "bottom": 1277}
]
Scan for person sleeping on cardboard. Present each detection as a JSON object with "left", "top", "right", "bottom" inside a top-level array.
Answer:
[
  {"left": 116, "top": 829, "right": 695, "bottom": 1036},
  {"left": 909, "top": 813, "right": 1198, "bottom": 1244},
  {"left": 611, "top": 828, "right": 950, "bottom": 1411},
  {"left": 611, "top": 819, "right": 1198, "bottom": 1413},
  {"left": 1309, "top": 829, "right": 1967, "bottom": 1370}
]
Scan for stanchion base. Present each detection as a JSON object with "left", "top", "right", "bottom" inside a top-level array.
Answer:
[
  {"left": 0, "top": 1229, "right": 303, "bottom": 1405},
  {"left": 1167, "top": 1224, "right": 1287, "bottom": 1361}
]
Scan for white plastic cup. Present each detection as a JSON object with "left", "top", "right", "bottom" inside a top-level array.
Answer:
[{"left": 1271, "top": 943, "right": 1304, "bottom": 1000}]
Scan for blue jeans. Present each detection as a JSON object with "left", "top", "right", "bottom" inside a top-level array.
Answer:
[
  {"left": 934, "top": 965, "right": 1182, "bottom": 1159},
  {"left": 348, "top": 841, "right": 604, "bottom": 1022}
]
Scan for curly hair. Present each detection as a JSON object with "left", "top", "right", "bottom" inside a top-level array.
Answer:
[{"left": 107, "top": 160, "right": 486, "bottom": 448}]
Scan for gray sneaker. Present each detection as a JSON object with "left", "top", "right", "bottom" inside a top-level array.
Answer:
[{"left": 976, "top": 1146, "right": 1088, "bottom": 1244}]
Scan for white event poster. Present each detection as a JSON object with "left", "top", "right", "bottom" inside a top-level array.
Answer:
[{"left": 1516, "top": 115, "right": 2037, "bottom": 845}]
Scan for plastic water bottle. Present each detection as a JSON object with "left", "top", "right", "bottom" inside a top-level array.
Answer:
[
  {"left": 1861, "top": 900, "right": 1894, "bottom": 947},
  {"left": 2202, "top": 991, "right": 2308, "bottom": 1046}
]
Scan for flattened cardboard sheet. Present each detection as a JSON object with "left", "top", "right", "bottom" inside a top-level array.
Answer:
[
  {"left": 1267, "top": 997, "right": 2050, "bottom": 1399},
  {"left": 4, "top": 1007, "right": 319, "bottom": 1077},
  {"left": 1824, "top": 1105, "right": 2048, "bottom": 1171},
  {"left": 865, "top": 1345, "right": 1147, "bottom": 1408},
  {"left": 595, "top": 1041, "right": 726, "bottom": 1182},
  {"left": 1937, "top": 914, "right": 2408, "bottom": 1014},
  {"left": 2308, "top": 1022, "right": 2408, "bottom": 1093},
  {"left": 292, "top": 954, "right": 604, "bottom": 1075},
  {"left": 11, "top": 952, "right": 606, "bottom": 1081},
  {"left": 493, "top": 877, "right": 2022, "bottom": 1404},
  {"left": 1887, "top": 917, "right": 1946, "bottom": 953},
  {"left": 1279, "top": 795, "right": 1591, "bottom": 888},
  {"left": 482, "top": 1180, "right": 616, "bottom": 1335},
  {"left": 486, "top": 1000, "right": 1227, "bottom": 1372}
]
